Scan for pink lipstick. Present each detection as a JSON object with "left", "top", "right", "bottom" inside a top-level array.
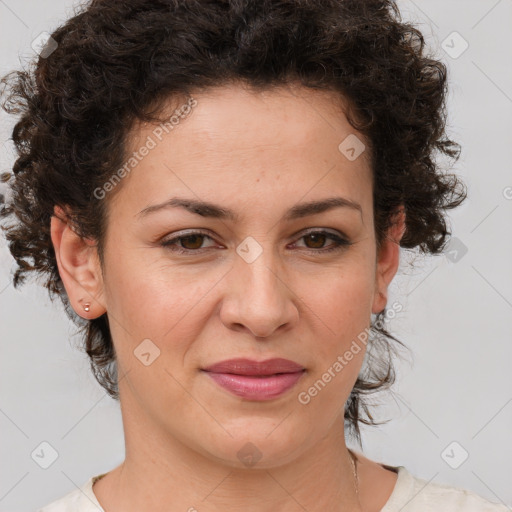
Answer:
[{"left": 202, "top": 358, "right": 305, "bottom": 401}]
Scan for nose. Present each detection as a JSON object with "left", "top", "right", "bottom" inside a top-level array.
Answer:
[{"left": 219, "top": 243, "right": 299, "bottom": 339}]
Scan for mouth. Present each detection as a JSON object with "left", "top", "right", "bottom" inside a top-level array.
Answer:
[{"left": 201, "top": 358, "right": 306, "bottom": 401}]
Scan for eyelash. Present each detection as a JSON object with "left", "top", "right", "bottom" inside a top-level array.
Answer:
[{"left": 159, "top": 229, "right": 352, "bottom": 255}]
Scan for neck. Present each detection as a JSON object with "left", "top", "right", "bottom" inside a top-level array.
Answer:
[{"left": 94, "top": 403, "right": 362, "bottom": 512}]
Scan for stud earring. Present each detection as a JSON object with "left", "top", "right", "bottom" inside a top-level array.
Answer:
[{"left": 83, "top": 302, "right": 91, "bottom": 312}]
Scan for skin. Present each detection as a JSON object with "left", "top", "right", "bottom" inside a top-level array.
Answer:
[{"left": 51, "top": 82, "right": 405, "bottom": 512}]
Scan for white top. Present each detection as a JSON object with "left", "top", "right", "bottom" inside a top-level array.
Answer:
[{"left": 37, "top": 465, "right": 509, "bottom": 511}]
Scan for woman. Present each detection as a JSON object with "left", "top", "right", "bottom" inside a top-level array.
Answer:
[{"left": 1, "top": 0, "right": 507, "bottom": 510}]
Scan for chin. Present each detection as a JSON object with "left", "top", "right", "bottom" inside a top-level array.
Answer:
[{"left": 199, "top": 420, "right": 312, "bottom": 470}]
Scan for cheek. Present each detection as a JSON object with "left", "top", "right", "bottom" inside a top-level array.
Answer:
[
  {"left": 303, "top": 261, "right": 375, "bottom": 340},
  {"left": 103, "top": 270, "right": 215, "bottom": 408},
  {"left": 108, "top": 276, "right": 195, "bottom": 331},
  {"left": 102, "top": 252, "right": 224, "bottom": 359},
  {"left": 294, "top": 270, "right": 373, "bottom": 415}
]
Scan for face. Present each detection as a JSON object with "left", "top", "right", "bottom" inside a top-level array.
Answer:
[{"left": 53, "top": 82, "right": 403, "bottom": 468}]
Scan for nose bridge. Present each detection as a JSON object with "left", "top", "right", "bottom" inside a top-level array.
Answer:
[
  {"left": 222, "top": 235, "right": 297, "bottom": 337},
  {"left": 236, "top": 236, "right": 283, "bottom": 304}
]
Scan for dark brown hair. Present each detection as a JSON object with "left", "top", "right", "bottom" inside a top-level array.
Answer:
[{"left": 0, "top": 0, "right": 466, "bottom": 446}]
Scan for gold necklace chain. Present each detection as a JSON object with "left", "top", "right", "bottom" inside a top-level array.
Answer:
[{"left": 348, "top": 449, "right": 359, "bottom": 495}]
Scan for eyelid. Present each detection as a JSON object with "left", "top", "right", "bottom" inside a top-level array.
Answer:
[
  {"left": 298, "top": 226, "right": 349, "bottom": 239},
  {"left": 289, "top": 228, "right": 352, "bottom": 252},
  {"left": 159, "top": 229, "right": 218, "bottom": 246},
  {"left": 159, "top": 227, "right": 352, "bottom": 254},
  {"left": 159, "top": 227, "right": 349, "bottom": 241}
]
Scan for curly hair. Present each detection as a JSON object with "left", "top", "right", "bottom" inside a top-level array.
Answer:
[{"left": 0, "top": 0, "right": 466, "bottom": 446}]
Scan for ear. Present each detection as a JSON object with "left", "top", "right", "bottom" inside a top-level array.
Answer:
[
  {"left": 371, "top": 206, "right": 406, "bottom": 315},
  {"left": 50, "top": 205, "right": 106, "bottom": 319}
]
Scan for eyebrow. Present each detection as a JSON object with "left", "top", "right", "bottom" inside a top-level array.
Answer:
[{"left": 136, "top": 196, "right": 362, "bottom": 221}]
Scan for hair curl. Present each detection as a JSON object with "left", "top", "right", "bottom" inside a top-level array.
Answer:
[{"left": 0, "top": 0, "right": 466, "bottom": 446}]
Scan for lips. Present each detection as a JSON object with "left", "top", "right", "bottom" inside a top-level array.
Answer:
[
  {"left": 202, "top": 358, "right": 306, "bottom": 400},
  {"left": 203, "top": 358, "right": 305, "bottom": 376}
]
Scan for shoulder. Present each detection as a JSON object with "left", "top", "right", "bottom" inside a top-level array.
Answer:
[
  {"left": 382, "top": 466, "right": 509, "bottom": 512},
  {"left": 36, "top": 474, "right": 106, "bottom": 512}
]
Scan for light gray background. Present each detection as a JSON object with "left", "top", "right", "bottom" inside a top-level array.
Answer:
[{"left": 1, "top": 1, "right": 511, "bottom": 510}]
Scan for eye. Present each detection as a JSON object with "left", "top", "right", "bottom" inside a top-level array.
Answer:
[
  {"left": 159, "top": 229, "right": 352, "bottom": 255},
  {"left": 292, "top": 229, "right": 352, "bottom": 254},
  {"left": 160, "top": 230, "right": 217, "bottom": 254}
]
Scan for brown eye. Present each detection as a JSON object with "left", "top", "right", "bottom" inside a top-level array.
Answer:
[
  {"left": 293, "top": 230, "right": 352, "bottom": 254},
  {"left": 160, "top": 229, "right": 352, "bottom": 256},
  {"left": 179, "top": 234, "right": 206, "bottom": 250},
  {"left": 303, "top": 232, "right": 328, "bottom": 249},
  {"left": 160, "top": 231, "right": 217, "bottom": 253}
]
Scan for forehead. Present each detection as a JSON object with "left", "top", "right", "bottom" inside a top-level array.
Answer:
[
  {"left": 128, "top": 82, "right": 369, "bottom": 160},
  {"left": 115, "top": 83, "right": 373, "bottom": 223}
]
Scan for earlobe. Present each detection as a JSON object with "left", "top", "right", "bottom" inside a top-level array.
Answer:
[
  {"left": 371, "top": 207, "right": 406, "bottom": 315},
  {"left": 50, "top": 205, "right": 106, "bottom": 318}
]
